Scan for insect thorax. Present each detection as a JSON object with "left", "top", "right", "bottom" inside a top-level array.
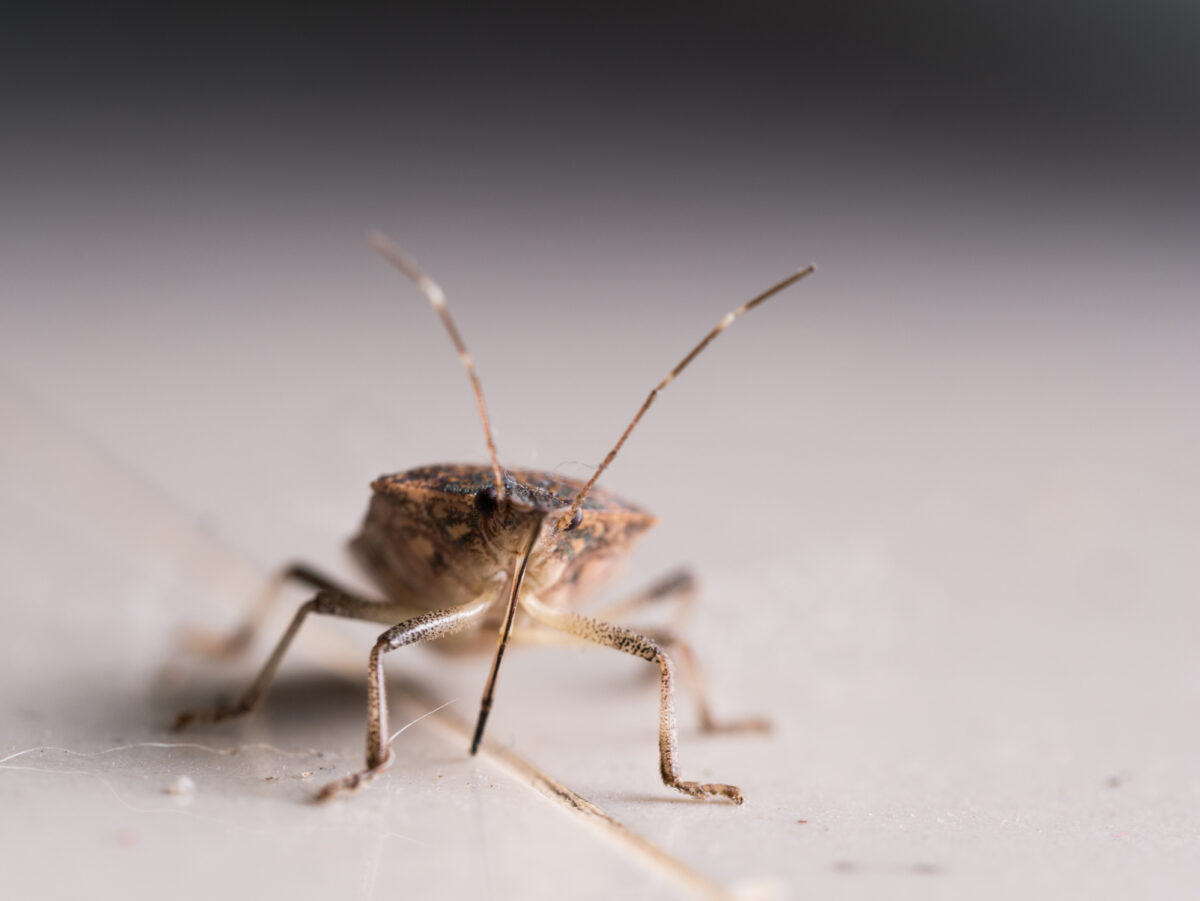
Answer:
[{"left": 349, "top": 464, "right": 657, "bottom": 612}]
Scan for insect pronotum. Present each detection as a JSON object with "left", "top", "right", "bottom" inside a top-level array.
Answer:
[{"left": 175, "top": 234, "right": 816, "bottom": 803}]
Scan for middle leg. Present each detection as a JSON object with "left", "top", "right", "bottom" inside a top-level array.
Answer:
[{"left": 174, "top": 586, "right": 409, "bottom": 729}]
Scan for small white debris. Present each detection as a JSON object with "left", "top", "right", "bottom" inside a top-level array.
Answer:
[{"left": 165, "top": 775, "right": 196, "bottom": 797}]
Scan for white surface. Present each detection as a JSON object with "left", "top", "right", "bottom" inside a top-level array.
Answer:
[{"left": 2, "top": 206, "right": 1199, "bottom": 899}]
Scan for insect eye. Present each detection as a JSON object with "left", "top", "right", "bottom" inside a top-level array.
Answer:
[
  {"left": 563, "top": 508, "right": 583, "bottom": 532},
  {"left": 474, "top": 486, "right": 499, "bottom": 517}
]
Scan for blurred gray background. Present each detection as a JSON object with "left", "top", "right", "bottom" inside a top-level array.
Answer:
[
  {"left": 2, "top": 3, "right": 1198, "bottom": 899},
  {"left": 3, "top": 0, "right": 1196, "bottom": 559}
]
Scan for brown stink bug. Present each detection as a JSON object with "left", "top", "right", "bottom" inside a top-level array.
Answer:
[{"left": 175, "top": 233, "right": 816, "bottom": 803}]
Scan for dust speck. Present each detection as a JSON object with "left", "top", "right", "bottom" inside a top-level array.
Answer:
[{"left": 165, "top": 775, "right": 196, "bottom": 798}]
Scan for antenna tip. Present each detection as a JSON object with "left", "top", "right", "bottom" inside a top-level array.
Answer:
[{"left": 369, "top": 232, "right": 435, "bottom": 295}]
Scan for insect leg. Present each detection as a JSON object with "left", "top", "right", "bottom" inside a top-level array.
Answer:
[
  {"left": 641, "top": 630, "right": 771, "bottom": 735},
  {"left": 519, "top": 594, "right": 744, "bottom": 804},
  {"left": 589, "top": 567, "right": 696, "bottom": 623},
  {"left": 173, "top": 586, "right": 409, "bottom": 730},
  {"left": 510, "top": 619, "right": 770, "bottom": 735},
  {"left": 181, "top": 562, "right": 355, "bottom": 659},
  {"left": 588, "top": 570, "right": 768, "bottom": 734},
  {"left": 316, "top": 594, "right": 494, "bottom": 802}
]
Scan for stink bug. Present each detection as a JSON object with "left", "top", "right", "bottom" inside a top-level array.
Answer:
[{"left": 175, "top": 234, "right": 816, "bottom": 803}]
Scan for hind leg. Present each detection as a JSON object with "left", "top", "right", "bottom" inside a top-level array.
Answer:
[
  {"left": 590, "top": 568, "right": 696, "bottom": 623},
  {"left": 181, "top": 562, "right": 357, "bottom": 659}
]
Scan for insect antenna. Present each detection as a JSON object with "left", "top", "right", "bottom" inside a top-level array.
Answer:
[
  {"left": 559, "top": 264, "right": 817, "bottom": 529},
  {"left": 470, "top": 514, "right": 543, "bottom": 754},
  {"left": 370, "top": 231, "right": 506, "bottom": 502}
]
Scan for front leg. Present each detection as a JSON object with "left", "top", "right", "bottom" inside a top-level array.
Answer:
[
  {"left": 590, "top": 569, "right": 770, "bottom": 735},
  {"left": 520, "top": 594, "right": 743, "bottom": 804},
  {"left": 316, "top": 595, "right": 493, "bottom": 802},
  {"left": 644, "top": 629, "right": 771, "bottom": 735}
]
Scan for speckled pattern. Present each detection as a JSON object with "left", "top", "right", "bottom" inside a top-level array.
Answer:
[
  {"left": 350, "top": 464, "right": 658, "bottom": 617},
  {"left": 372, "top": 464, "right": 648, "bottom": 513}
]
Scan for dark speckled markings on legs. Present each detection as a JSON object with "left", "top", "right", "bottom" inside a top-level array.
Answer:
[
  {"left": 174, "top": 233, "right": 815, "bottom": 803},
  {"left": 174, "top": 583, "right": 417, "bottom": 730},
  {"left": 318, "top": 598, "right": 493, "bottom": 801},
  {"left": 521, "top": 593, "right": 743, "bottom": 803}
]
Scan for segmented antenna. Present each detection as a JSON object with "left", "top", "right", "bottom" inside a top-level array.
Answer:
[
  {"left": 470, "top": 513, "right": 543, "bottom": 754},
  {"left": 560, "top": 265, "right": 817, "bottom": 528},
  {"left": 370, "top": 231, "right": 506, "bottom": 502}
]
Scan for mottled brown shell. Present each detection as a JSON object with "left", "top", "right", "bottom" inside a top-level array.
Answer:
[{"left": 349, "top": 464, "right": 657, "bottom": 619}]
